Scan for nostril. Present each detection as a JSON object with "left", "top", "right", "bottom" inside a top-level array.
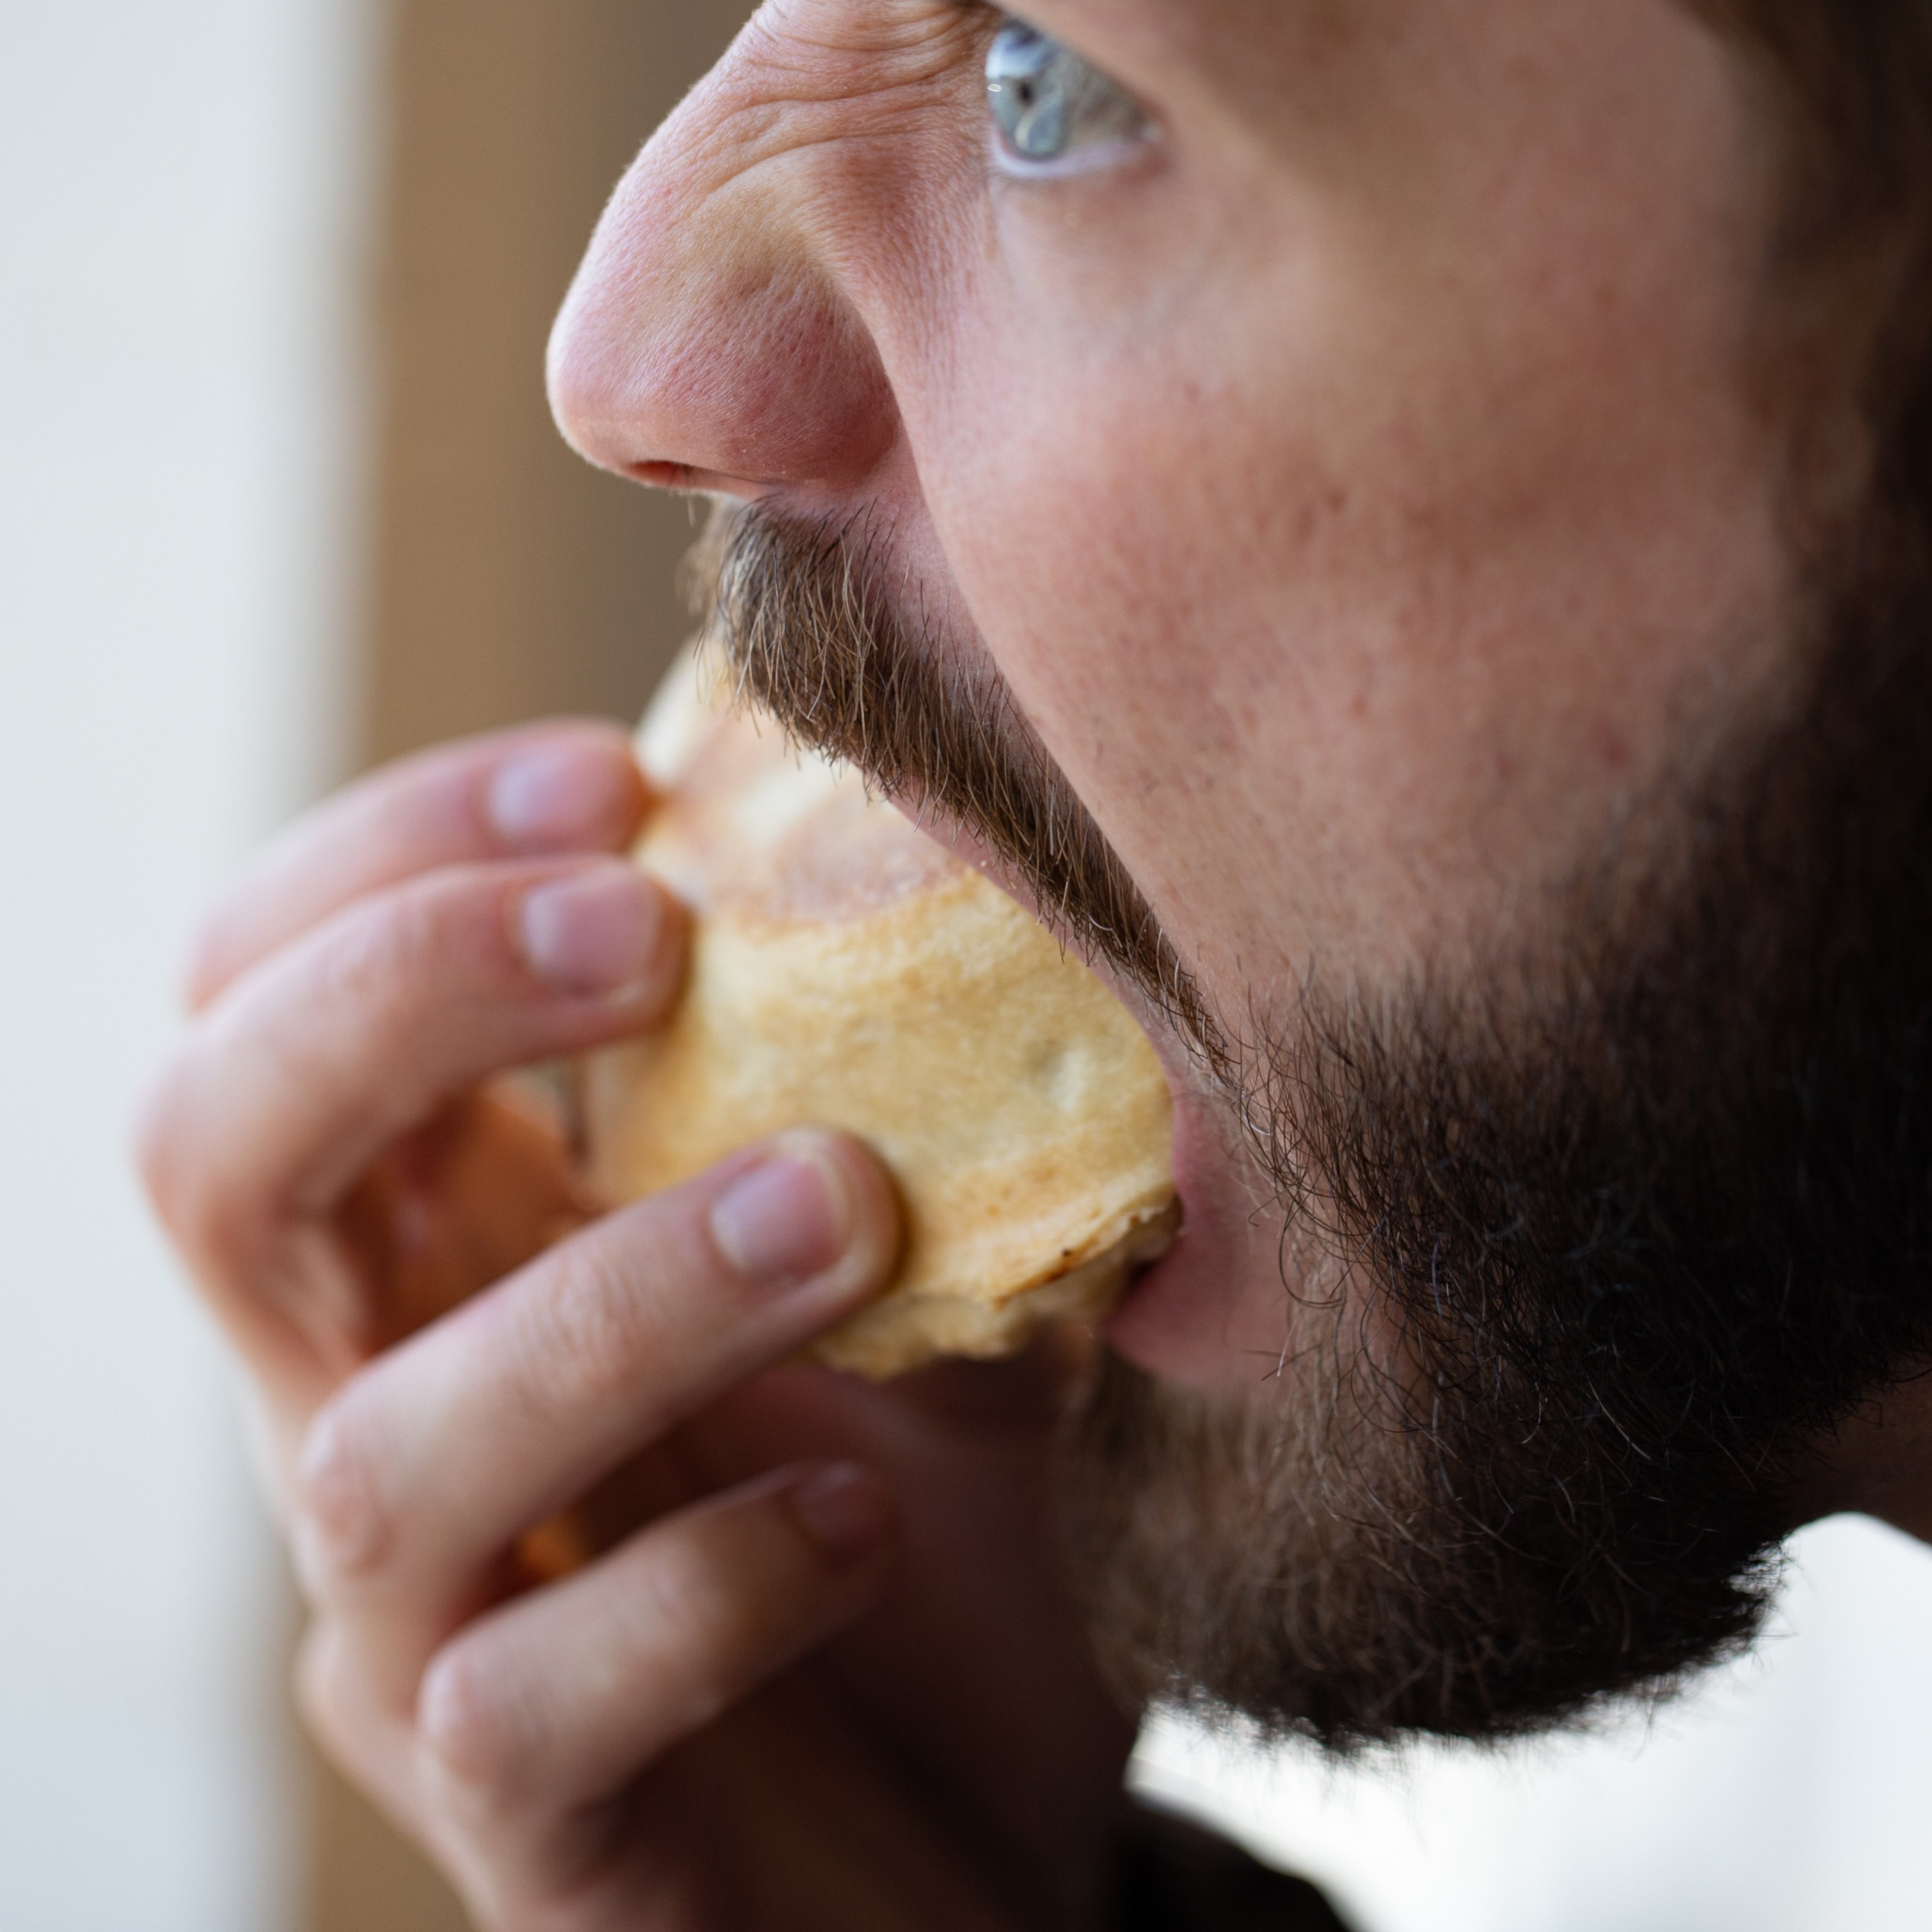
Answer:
[
  {"left": 630, "top": 460, "right": 697, "bottom": 488},
  {"left": 626, "top": 461, "right": 779, "bottom": 505}
]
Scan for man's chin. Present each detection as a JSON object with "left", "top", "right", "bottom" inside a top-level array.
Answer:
[{"left": 1054, "top": 1342, "right": 1776, "bottom": 1755}]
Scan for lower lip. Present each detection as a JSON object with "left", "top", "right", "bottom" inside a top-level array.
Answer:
[{"left": 1103, "top": 1090, "right": 1279, "bottom": 1390}]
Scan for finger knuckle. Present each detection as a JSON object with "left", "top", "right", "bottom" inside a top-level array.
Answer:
[
  {"left": 505, "top": 1225, "right": 700, "bottom": 1423},
  {"left": 323, "top": 886, "right": 469, "bottom": 1013},
  {"left": 133, "top": 1050, "right": 256, "bottom": 1275},
  {"left": 133, "top": 1060, "right": 195, "bottom": 1229},
  {"left": 292, "top": 1624, "right": 365, "bottom": 1767},
  {"left": 418, "top": 1643, "right": 534, "bottom": 1801},
  {"left": 292, "top": 1398, "right": 392, "bottom": 1588},
  {"left": 181, "top": 910, "right": 240, "bottom": 1012},
  {"left": 632, "top": 1537, "right": 750, "bottom": 1696}
]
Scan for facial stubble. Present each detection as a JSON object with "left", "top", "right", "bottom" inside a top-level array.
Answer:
[{"left": 699, "top": 500, "right": 1932, "bottom": 1749}]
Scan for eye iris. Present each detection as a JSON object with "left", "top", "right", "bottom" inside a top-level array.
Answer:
[{"left": 987, "top": 23, "right": 1073, "bottom": 162}]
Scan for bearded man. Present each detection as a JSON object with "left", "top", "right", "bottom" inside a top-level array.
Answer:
[{"left": 141, "top": 2, "right": 1932, "bottom": 1927}]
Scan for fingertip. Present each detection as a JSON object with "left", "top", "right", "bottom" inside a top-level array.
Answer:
[
  {"left": 291, "top": 1399, "right": 390, "bottom": 1586},
  {"left": 178, "top": 723, "right": 653, "bottom": 1014},
  {"left": 788, "top": 1463, "right": 899, "bottom": 1569},
  {"left": 484, "top": 726, "right": 650, "bottom": 856},
  {"left": 416, "top": 1642, "right": 507, "bottom": 1792},
  {"left": 181, "top": 911, "right": 246, "bottom": 1014},
  {"left": 512, "top": 861, "right": 688, "bottom": 1010},
  {"left": 706, "top": 1131, "right": 903, "bottom": 1303},
  {"left": 809, "top": 1131, "right": 905, "bottom": 1296},
  {"left": 627, "top": 875, "right": 691, "bottom": 1020},
  {"left": 292, "top": 1619, "right": 363, "bottom": 1765}
]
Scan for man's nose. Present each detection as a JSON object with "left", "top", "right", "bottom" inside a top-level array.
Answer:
[{"left": 547, "top": 56, "right": 898, "bottom": 501}]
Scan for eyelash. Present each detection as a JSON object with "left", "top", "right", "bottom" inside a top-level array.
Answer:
[{"left": 982, "top": 14, "right": 1155, "bottom": 182}]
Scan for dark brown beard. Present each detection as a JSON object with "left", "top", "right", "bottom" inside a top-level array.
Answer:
[{"left": 693, "top": 495, "right": 1932, "bottom": 1748}]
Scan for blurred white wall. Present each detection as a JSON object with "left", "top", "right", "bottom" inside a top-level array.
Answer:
[
  {"left": 1137, "top": 1512, "right": 1932, "bottom": 1928},
  {"left": 0, "top": 0, "right": 374, "bottom": 1925}
]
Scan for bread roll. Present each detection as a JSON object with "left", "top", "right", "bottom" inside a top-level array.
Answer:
[{"left": 579, "top": 658, "right": 1179, "bottom": 1380}]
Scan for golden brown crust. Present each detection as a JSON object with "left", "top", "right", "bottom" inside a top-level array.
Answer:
[{"left": 579, "top": 658, "right": 1179, "bottom": 1380}]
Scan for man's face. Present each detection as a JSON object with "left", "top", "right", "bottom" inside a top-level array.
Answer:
[
  {"left": 553, "top": 0, "right": 1791, "bottom": 1377},
  {"left": 547, "top": 1, "right": 1925, "bottom": 1743}
]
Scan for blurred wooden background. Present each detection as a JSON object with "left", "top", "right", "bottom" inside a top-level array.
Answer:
[{"left": 308, "top": 2, "right": 752, "bottom": 1924}]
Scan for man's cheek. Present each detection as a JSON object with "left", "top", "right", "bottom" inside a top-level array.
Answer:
[{"left": 921, "top": 352, "right": 1445, "bottom": 988}]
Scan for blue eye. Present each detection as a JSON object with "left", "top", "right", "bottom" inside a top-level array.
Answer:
[{"left": 986, "top": 18, "right": 1150, "bottom": 170}]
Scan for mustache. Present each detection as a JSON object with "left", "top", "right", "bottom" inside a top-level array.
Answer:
[{"left": 692, "top": 500, "right": 1232, "bottom": 1078}]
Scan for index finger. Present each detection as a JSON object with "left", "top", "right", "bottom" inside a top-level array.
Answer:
[{"left": 187, "top": 721, "right": 650, "bottom": 1009}]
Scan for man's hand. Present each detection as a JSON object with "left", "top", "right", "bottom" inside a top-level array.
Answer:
[{"left": 139, "top": 723, "right": 1136, "bottom": 1931}]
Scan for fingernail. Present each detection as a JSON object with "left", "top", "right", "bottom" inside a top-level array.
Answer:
[
  {"left": 791, "top": 1464, "right": 896, "bottom": 1564},
  {"left": 488, "top": 740, "right": 636, "bottom": 850},
  {"left": 517, "top": 864, "right": 662, "bottom": 996},
  {"left": 709, "top": 1141, "right": 853, "bottom": 1286}
]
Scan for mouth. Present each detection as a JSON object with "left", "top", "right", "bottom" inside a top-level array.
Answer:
[{"left": 696, "top": 499, "right": 1261, "bottom": 1381}]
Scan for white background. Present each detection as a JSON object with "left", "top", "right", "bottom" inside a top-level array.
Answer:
[
  {"left": 4, "top": 4, "right": 1932, "bottom": 1928},
  {"left": 1136, "top": 1513, "right": 1932, "bottom": 1930},
  {"left": 0, "top": 0, "right": 372, "bottom": 1923}
]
